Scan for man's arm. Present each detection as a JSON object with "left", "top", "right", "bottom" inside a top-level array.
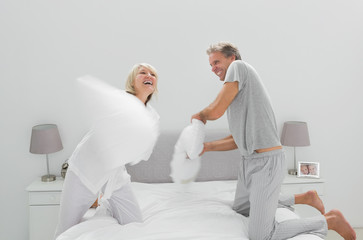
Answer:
[
  {"left": 199, "top": 134, "right": 238, "bottom": 156},
  {"left": 192, "top": 81, "right": 239, "bottom": 123}
]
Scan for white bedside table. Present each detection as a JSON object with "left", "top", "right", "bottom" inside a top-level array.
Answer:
[
  {"left": 281, "top": 175, "right": 326, "bottom": 218},
  {"left": 26, "top": 177, "right": 64, "bottom": 240}
]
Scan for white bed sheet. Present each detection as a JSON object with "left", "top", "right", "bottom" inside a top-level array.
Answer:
[{"left": 58, "top": 181, "right": 322, "bottom": 240}]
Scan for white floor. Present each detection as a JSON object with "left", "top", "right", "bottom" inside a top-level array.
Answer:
[{"left": 326, "top": 228, "right": 362, "bottom": 240}]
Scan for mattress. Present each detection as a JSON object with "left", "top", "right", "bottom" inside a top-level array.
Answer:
[{"left": 58, "top": 180, "right": 322, "bottom": 240}]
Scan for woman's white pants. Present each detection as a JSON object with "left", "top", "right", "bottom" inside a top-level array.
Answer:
[{"left": 54, "top": 170, "right": 142, "bottom": 239}]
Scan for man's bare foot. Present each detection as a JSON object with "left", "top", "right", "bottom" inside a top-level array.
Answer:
[
  {"left": 295, "top": 190, "right": 325, "bottom": 214},
  {"left": 325, "top": 209, "right": 356, "bottom": 240}
]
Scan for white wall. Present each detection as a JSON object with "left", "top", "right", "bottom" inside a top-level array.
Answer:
[{"left": 1, "top": 0, "right": 363, "bottom": 239}]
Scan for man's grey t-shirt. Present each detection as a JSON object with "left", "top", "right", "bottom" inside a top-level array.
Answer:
[{"left": 224, "top": 60, "right": 280, "bottom": 156}]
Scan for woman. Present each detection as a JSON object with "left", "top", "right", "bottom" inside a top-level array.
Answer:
[{"left": 54, "top": 63, "right": 160, "bottom": 239}]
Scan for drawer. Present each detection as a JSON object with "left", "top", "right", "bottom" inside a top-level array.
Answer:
[
  {"left": 281, "top": 183, "right": 325, "bottom": 196},
  {"left": 29, "top": 191, "right": 61, "bottom": 205},
  {"left": 29, "top": 205, "right": 60, "bottom": 240}
]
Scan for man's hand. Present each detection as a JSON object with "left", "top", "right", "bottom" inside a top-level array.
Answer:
[
  {"left": 199, "top": 143, "right": 208, "bottom": 156},
  {"left": 191, "top": 112, "right": 206, "bottom": 124}
]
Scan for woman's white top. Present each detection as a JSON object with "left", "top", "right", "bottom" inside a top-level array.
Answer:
[{"left": 69, "top": 76, "right": 160, "bottom": 194}]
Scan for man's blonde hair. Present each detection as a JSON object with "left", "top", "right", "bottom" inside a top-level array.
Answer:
[
  {"left": 206, "top": 41, "right": 241, "bottom": 60},
  {"left": 125, "top": 63, "right": 158, "bottom": 104}
]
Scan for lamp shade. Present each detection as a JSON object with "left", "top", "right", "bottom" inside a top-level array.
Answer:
[
  {"left": 30, "top": 124, "right": 63, "bottom": 154},
  {"left": 281, "top": 121, "right": 310, "bottom": 147}
]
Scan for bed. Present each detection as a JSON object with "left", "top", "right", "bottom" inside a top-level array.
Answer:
[{"left": 57, "top": 130, "right": 322, "bottom": 240}]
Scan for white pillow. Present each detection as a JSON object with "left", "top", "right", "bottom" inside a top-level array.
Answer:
[
  {"left": 170, "top": 119, "right": 205, "bottom": 184},
  {"left": 69, "top": 75, "right": 159, "bottom": 194}
]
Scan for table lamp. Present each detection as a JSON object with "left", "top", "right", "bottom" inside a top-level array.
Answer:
[
  {"left": 30, "top": 124, "right": 63, "bottom": 182},
  {"left": 281, "top": 121, "right": 310, "bottom": 175}
]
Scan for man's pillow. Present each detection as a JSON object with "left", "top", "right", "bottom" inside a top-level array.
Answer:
[{"left": 170, "top": 119, "right": 205, "bottom": 184}]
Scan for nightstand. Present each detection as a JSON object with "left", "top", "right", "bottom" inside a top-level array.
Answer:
[
  {"left": 281, "top": 175, "right": 326, "bottom": 218},
  {"left": 26, "top": 177, "right": 64, "bottom": 240}
]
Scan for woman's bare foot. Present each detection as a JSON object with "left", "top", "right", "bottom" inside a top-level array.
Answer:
[
  {"left": 295, "top": 190, "right": 325, "bottom": 214},
  {"left": 325, "top": 209, "right": 356, "bottom": 240}
]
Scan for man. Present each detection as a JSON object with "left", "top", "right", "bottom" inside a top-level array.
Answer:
[{"left": 192, "top": 41, "right": 356, "bottom": 240}]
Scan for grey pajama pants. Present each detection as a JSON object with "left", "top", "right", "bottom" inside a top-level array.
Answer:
[
  {"left": 233, "top": 149, "right": 327, "bottom": 240},
  {"left": 54, "top": 170, "right": 142, "bottom": 240}
]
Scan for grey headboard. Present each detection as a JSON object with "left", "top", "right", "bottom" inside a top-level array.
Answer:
[{"left": 126, "top": 130, "right": 241, "bottom": 183}]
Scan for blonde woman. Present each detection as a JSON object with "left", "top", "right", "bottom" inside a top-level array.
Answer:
[{"left": 54, "top": 63, "right": 160, "bottom": 239}]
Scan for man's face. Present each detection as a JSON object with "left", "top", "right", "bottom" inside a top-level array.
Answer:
[{"left": 209, "top": 51, "right": 235, "bottom": 81}]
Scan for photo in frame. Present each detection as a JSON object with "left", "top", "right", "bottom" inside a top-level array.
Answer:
[{"left": 298, "top": 162, "right": 320, "bottom": 178}]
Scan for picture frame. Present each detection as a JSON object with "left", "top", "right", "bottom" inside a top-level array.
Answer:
[{"left": 298, "top": 162, "right": 320, "bottom": 178}]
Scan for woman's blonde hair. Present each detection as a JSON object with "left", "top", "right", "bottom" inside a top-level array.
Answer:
[{"left": 125, "top": 63, "right": 158, "bottom": 104}]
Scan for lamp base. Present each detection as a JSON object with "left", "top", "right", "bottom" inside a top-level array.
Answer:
[
  {"left": 41, "top": 174, "right": 56, "bottom": 182},
  {"left": 288, "top": 169, "right": 297, "bottom": 175}
]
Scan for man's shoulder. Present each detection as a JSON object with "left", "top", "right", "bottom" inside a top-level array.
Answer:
[
  {"left": 231, "top": 60, "right": 259, "bottom": 76},
  {"left": 229, "top": 60, "right": 251, "bottom": 70},
  {"left": 231, "top": 59, "right": 244, "bottom": 66}
]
